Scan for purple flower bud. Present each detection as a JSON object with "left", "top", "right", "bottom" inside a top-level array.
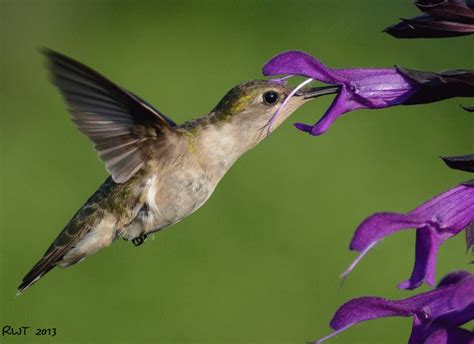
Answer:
[
  {"left": 443, "top": 154, "right": 474, "bottom": 173},
  {"left": 385, "top": 0, "right": 474, "bottom": 39}
]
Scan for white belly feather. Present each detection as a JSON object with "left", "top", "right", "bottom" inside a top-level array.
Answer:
[{"left": 59, "top": 214, "right": 117, "bottom": 267}]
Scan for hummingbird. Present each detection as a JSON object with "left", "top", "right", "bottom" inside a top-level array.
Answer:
[{"left": 17, "top": 49, "right": 338, "bottom": 294}]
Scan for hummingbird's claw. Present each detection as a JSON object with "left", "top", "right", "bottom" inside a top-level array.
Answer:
[{"left": 132, "top": 234, "right": 148, "bottom": 247}]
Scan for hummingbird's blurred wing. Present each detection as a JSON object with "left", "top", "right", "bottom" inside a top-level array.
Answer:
[{"left": 43, "top": 49, "right": 178, "bottom": 183}]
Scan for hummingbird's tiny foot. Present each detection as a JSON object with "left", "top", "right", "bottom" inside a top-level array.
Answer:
[{"left": 132, "top": 234, "right": 148, "bottom": 247}]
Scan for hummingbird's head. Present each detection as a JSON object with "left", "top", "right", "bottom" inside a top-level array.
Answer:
[
  {"left": 211, "top": 80, "right": 338, "bottom": 140},
  {"left": 190, "top": 80, "right": 338, "bottom": 172}
]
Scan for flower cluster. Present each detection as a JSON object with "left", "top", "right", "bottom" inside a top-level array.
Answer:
[
  {"left": 322, "top": 157, "right": 474, "bottom": 343},
  {"left": 261, "top": 5, "right": 474, "bottom": 343}
]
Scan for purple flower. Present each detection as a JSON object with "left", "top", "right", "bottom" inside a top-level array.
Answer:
[
  {"left": 385, "top": 0, "right": 474, "bottom": 39},
  {"left": 315, "top": 271, "right": 474, "bottom": 344},
  {"left": 442, "top": 153, "right": 474, "bottom": 251},
  {"left": 262, "top": 50, "right": 474, "bottom": 136},
  {"left": 342, "top": 184, "right": 474, "bottom": 290}
]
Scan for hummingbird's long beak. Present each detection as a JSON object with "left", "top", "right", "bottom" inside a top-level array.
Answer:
[{"left": 299, "top": 85, "right": 340, "bottom": 99}]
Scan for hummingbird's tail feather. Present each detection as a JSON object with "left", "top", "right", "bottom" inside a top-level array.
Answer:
[
  {"left": 17, "top": 178, "right": 122, "bottom": 295},
  {"left": 17, "top": 249, "right": 65, "bottom": 295}
]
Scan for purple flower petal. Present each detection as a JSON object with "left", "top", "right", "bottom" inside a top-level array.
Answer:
[
  {"left": 306, "top": 87, "right": 355, "bottom": 135},
  {"left": 329, "top": 297, "right": 413, "bottom": 331},
  {"left": 432, "top": 304, "right": 474, "bottom": 341},
  {"left": 263, "top": 51, "right": 341, "bottom": 84},
  {"left": 293, "top": 122, "right": 314, "bottom": 132},
  {"left": 399, "top": 227, "right": 444, "bottom": 289},
  {"left": 424, "top": 328, "right": 474, "bottom": 344},
  {"left": 346, "top": 185, "right": 474, "bottom": 289},
  {"left": 349, "top": 212, "right": 424, "bottom": 251},
  {"left": 450, "top": 275, "right": 474, "bottom": 310}
]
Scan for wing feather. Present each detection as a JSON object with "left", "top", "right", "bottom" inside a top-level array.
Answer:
[{"left": 43, "top": 49, "right": 178, "bottom": 183}]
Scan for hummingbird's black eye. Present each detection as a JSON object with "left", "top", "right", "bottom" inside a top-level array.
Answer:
[{"left": 263, "top": 91, "right": 279, "bottom": 105}]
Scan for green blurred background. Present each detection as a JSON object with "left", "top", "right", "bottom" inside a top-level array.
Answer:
[{"left": 1, "top": 1, "right": 473, "bottom": 343}]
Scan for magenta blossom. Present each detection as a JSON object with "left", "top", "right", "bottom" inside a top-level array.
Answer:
[
  {"left": 342, "top": 184, "right": 474, "bottom": 290},
  {"left": 262, "top": 50, "right": 474, "bottom": 135},
  {"left": 316, "top": 271, "right": 474, "bottom": 344}
]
